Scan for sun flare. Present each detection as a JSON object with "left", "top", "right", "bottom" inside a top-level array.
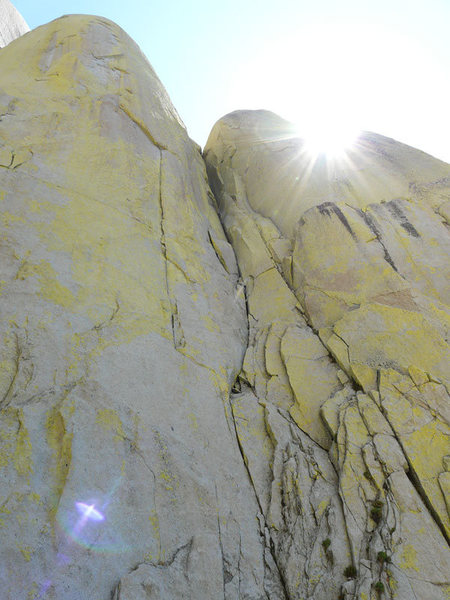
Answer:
[{"left": 299, "top": 120, "right": 360, "bottom": 159}]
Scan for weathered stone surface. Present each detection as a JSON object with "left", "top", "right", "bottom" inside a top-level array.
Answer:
[
  {"left": 0, "top": 0, "right": 29, "bottom": 47},
  {"left": 205, "top": 110, "right": 450, "bottom": 599},
  {"left": 2, "top": 7, "right": 449, "bottom": 599},
  {"left": 0, "top": 17, "right": 286, "bottom": 600}
]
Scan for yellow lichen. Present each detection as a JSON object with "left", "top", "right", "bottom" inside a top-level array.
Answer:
[
  {"left": 16, "top": 542, "right": 33, "bottom": 562},
  {"left": 96, "top": 408, "right": 125, "bottom": 443},
  {"left": 399, "top": 544, "right": 419, "bottom": 573},
  {"left": 46, "top": 406, "right": 72, "bottom": 519}
]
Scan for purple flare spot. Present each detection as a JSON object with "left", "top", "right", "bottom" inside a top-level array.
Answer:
[{"left": 75, "top": 502, "right": 105, "bottom": 522}]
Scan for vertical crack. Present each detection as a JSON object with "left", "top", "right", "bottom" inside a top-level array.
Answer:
[
  {"left": 0, "top": 332, "right": 22, "bottom": 411},
  {"left": 228, "top": 393, "right": 289, "bottom": 599},
  {"left": 376, "top": 377, "right": 450, "bottom": 546},
  {"left": 158, "top": 149, "right": 179, "bottom": 349}
]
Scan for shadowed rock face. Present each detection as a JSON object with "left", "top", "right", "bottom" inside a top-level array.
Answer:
[
  {"left": 205, "top": 110, "right": 450, "bottom": 600},
  {"left": 0, "top": 10, "right": 449, "bottom": 600},
  {"left": 0, "top": 0, "right": 29, "bottom": 47}
]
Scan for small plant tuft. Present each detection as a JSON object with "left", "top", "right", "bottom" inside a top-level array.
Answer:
[
  {"left": 343, "top": 565, "right": 357, "bottom": 579},
  {"left": 322, "top": 538, "right": 331, "bottom": 551},
  {"left": 370, "top": 500, "right": 384, "bottom": 523},
  {"left": 363, "top": 470, "right": 372, "bottom": 480},
  {"left": 371, "top": 507, "right": 382, "bottom": 523},
  {"left": 377, "top": 551, "right": 391, "bottom": 564},
  {"left": 374, "top": 581, "right": 385, "bottom": 593}
]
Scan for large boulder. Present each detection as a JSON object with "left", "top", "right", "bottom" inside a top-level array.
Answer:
[
  {"left": 205, "top": 109, "right": 450, "bottom": 600},
  {"left": 0, "top": 17, "right": 282, "bottom": 600}
]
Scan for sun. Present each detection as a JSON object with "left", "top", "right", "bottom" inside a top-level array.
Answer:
[{"left": 299, "top": 118, "right": 360, "bottom": 159}]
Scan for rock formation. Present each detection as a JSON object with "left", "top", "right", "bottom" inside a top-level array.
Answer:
[
  {"left": 204, "top": 111, "right": 450, "bottom": 600},
  {"left": 0, "top": 15, "right": 275, "bottom": 599},
  {"left": 0, "top": 10, "right": 449, "bottom": 600},
  {"left": 0, "top": 0, "right": 29, "bottom": 48}
]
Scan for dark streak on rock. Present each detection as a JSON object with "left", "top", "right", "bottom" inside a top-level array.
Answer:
[
  {"left": 386, "top": 201, "right": 420, "bottom": 238},
  {"left": 360, "top": 210, "right": 399, "bottom": 272},
  {"left": 317, "top": 202, "right": 356, "bottom": 239}
]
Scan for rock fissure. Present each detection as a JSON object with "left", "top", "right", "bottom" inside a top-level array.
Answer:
[
  {"left": 376, "top": 381, "right": 450, "bottom": 546},
  {"left": 228, "top": 392, "right": 289, "bottom": 599},
  {"left": 118, "top": 103, "right": 169, "bottom": 152}
]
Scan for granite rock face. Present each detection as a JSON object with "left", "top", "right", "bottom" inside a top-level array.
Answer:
[
  {"left": 0, "top": 0, "right": 29, "bottom": 48},
  {"left": 0, "top": 16, "right": 283, "bottom": 600},
  {"left": 1, "top": 10, "right": 449, "bottom": 600},
  {"left": 204, "top": 110, "right": 450, "bottom": 600}
]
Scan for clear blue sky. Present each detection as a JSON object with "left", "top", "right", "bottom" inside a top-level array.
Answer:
[{"left": 12, "top": 0, "right": 450, "bottom": 161}]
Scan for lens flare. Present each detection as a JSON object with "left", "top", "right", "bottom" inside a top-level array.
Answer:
[
  {"left": 300, "top": 120, "right": 360, "bottom": 159},
  {"left": 55, "top": 484, "right": 129, "bottom": 554},
  {"left": 75, "top": 502, "right": 105, "bottom": 522}
]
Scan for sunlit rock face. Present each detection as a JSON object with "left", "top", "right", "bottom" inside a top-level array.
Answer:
[
  {"left": 2, "top": 8, "right": 450, "bottom": 600},
  {"left": 205, "top": 110, "right": 450, "bottom": 600},
  {"left": 0, "top": 0, "right": 29, "bottom": 47},
  {"left": 0, "top": 16, "right": 286, "bottom": 599}
]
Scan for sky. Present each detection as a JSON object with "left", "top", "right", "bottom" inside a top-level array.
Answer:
[{"left": 12, "top": 0, "right": 450, "bottom": 162}]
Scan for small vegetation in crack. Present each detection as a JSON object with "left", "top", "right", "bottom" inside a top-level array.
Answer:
[
  {"left": 374, "top": 580, "right": 385, "bottom": 594},
  {"left": 343, "top": 565, "right": 357, "bottom": 579},
  {"left": 377, "top": 551, "right": 391, "bottom": 564},
  {"left": 322, "top": 538, "right": 331, "bottom": 551},
  {"left": 371, "top": 499, "right": 384, "bottom": 523}
]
